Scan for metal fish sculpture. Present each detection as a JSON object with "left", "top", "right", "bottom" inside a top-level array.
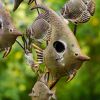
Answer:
[
  {"left": 29, "top": 73, "right": 56, "bottom": 100},
  {"left": 61, "top": 0, "right": 95, "bottom": 24},
  {"left": 0, "top": 2, "right": 22, "bottom": 57},
  {"left": 31, "top": 5, "right": 90, "bottom": 88}
]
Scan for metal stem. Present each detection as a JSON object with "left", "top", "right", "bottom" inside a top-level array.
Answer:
[{"left": 74, "top": 24, "right": 77, "bottom": 35}]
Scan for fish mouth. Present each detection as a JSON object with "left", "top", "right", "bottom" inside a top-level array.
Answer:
[{"left": 77, "top": 55, "right": 90, "bottom": 61}]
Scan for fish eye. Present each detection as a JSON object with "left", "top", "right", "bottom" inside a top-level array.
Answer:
[
  {"left": 9, "top": 28, "right": 13, "bottom": 32},
  {"left": 75, "top": 53, "right": 78, "bottom": 56},
  {"left": 53, "top": 41, "right": 66, "bottom": 53}
]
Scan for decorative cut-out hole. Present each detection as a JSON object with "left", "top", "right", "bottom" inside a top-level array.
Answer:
[{"left": 53, "top": 41, "right": 65, "bottom": 53}]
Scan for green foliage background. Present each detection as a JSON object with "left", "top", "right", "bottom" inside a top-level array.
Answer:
[{"left": 0, "top": 0, "right": 100, "bottom": 100}]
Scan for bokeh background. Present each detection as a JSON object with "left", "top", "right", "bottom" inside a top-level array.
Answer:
[{"left": 0, "top": 0, "right": 100, "bottom": 100}]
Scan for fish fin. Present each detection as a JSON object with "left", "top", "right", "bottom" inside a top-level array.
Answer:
[
  {"left": 30, "top": 18, "right": 49, "bottom": 40},
  {"left": 32, "top": 43, "right": 43, "bottom": 52},
  {"left": 66, "top": 69, "right": 77, "bottom": 82},
  {"left": 77, "top": 11, "right": 91, "bottom": 23},
  {"left": 3, "top": 47, "right": 12, "bottom": 58},
  {"left": 32, "top": 43, "right": 44, "bottom": 64},
  {"left": 28, "top": 0, "right": 35, "bottom": 5},
  {"left": 37, "top": 51, "right": 43, "bottom": 64},
  {"left": 30, "top": 4, "right": 49, "bottom": 13},
  {"left": 43, "top": 27, "right": 52, "bottom": 42},
  {"left": 13, "top": 0, "right": 23, "bottom": 11},
  {"left": 49, "top": 79, "right": 59, "bottom": 90},
  {"left": 39, "top": 72, "right": 49, "bottom": 84},
  {"left": 29, "top": 91, "right": 39, "bottom": 97}
]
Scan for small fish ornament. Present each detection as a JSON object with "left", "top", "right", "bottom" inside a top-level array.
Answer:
[
  {"left": 61, "top": 0, "right": 95, "bottom": 24},
  {"left": 0, "top": 1, "right": 22, "bottom": 57},
  {"left": 29, "top": 73, "right": 56, "bottom": 100}
]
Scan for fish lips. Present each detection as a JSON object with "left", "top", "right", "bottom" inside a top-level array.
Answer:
[{"left": 77, "top": 55, "right": 90, "bottom": 61}]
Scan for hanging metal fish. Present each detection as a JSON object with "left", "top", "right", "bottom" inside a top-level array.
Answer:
[
  {"left": 61, "top": 0, "right": 95, "bottom": 24},
  {"left": 29, "top": 73, "right": 56, "bottom": 100},
  {"left": 31, "top": 5, "right": 90, "bottom": 88},
  {"left": 0, "top": 1, "right": 22, "bottom": 57}
]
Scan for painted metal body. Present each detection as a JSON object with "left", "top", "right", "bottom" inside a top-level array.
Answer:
[
  {"left": 31, "top": 5, "right": 90, "bottom": 82},
  {"left": 0, "top": 2, "right": 21, "bottom": 53}
]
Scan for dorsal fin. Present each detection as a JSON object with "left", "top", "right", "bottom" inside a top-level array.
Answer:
[
  {"left": 31, "top": 4, "right": 49, "bottom": 13},
  {"left": 13, "top": 0, "right": 23, "bottom": 11}
]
